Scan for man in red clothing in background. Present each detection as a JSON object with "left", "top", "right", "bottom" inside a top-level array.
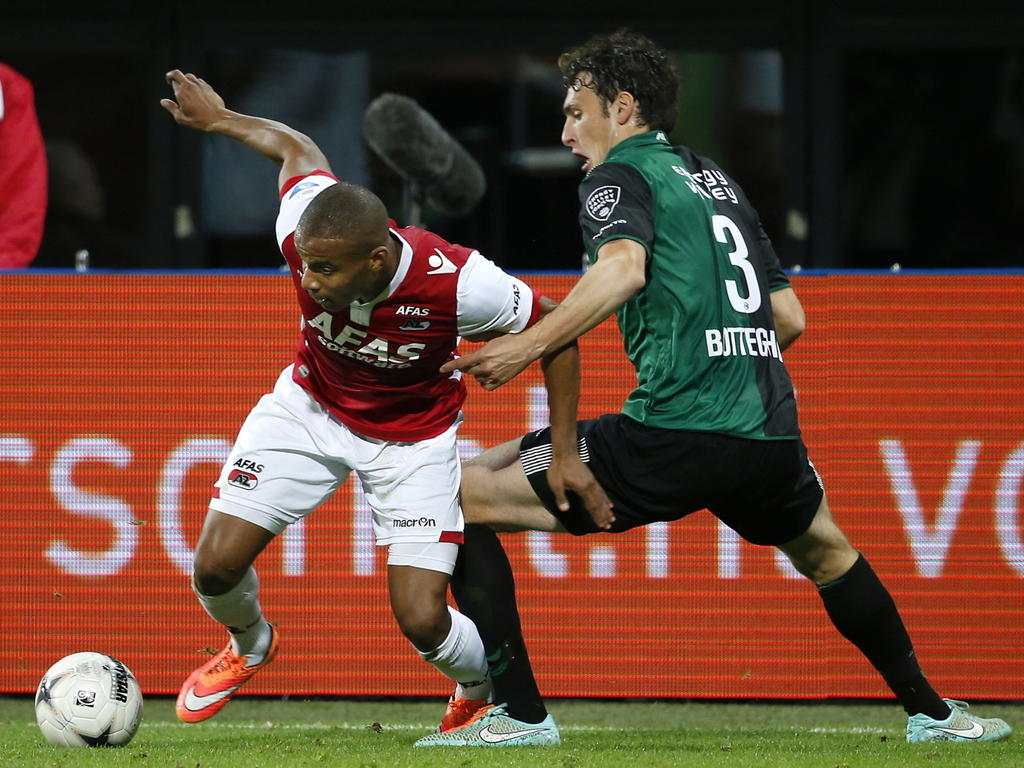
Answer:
[{"left": 0, "top": 62, "right": 46, "bottom": 268}]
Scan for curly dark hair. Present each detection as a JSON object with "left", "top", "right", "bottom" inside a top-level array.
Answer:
[{"left": 558, "top": 29, "right": 678, "bottom": 132}]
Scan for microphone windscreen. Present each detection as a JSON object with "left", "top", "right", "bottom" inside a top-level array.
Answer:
[{"left": 363, "top": 93, "right": 486, "bottom": 217}]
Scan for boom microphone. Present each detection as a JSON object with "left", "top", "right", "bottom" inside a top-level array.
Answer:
[{"left": 363, "top": 93, "right": 486, "bottom": 218}]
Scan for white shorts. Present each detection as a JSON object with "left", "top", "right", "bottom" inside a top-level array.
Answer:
[{"left": 210, "top": 366, "right": 464, "bottom": 568}]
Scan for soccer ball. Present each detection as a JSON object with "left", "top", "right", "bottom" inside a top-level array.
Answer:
[{"left": 35, "top": 652, "right": 143, "bottom": 747}]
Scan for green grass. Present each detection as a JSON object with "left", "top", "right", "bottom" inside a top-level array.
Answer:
[{"left": 2, "top": 696, "right": 1020, "bottom": 768}]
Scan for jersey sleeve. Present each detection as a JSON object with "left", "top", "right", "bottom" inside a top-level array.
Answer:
[
  {"left": 578, "top": 162, "right": 654, "bottom": 260},
  {"left": 275, "top": 172, "right": 339, "bottom": 250},
  {"left": 456, "top": 250, "right": 541, "bottom": 336}
]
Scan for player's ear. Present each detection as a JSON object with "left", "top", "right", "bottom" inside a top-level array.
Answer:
[
  {"left": 614, "top": 91, "right": 637, "bottom": 126},
  {"left": 368, "top": 244, "right": 390, "bottom": 271}
]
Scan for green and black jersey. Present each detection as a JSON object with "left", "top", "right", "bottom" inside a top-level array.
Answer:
[{"left": 577, "top": 130, "right": 798, "bottom": 439}]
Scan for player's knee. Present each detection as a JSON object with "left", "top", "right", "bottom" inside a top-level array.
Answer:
[
  {"left": 394, "top": 602, "right": 449, "bottom": 652},
  {"left": 460, "top": 463, "right": 495, "bottom": 523},
  {"left": 191, "top": 555, "right": 246, "bottom": 597},
  {"left": 786, "top": 542, "right": 858, "bottom": 585}
]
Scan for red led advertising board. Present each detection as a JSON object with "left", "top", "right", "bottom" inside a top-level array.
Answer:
[{"left": 1, "top": 273, "right": 1021, "bottom": 699}]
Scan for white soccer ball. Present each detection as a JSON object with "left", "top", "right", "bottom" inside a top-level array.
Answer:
[{"left": 35, "top": 652, "right": 143, "bottom": 747}]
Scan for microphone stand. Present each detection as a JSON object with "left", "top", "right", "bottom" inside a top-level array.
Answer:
[{"left": 402, "top": 178, "right": 424, "bottom": 228}]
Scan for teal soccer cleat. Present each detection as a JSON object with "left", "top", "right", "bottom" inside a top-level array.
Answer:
[
  {"left": 414, "top": 703, "right": 560, "bottom": 747},
  {"left": 906, "top": 699, "right": 1011, "bottom": 743}
]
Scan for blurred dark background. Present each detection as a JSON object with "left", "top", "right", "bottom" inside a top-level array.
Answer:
[{"left": 4, "top": 1, "right": 1023, "bottom": 272}]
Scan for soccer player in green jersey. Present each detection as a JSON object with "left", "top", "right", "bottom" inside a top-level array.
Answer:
[{"left": 417, "top": 29, "right": 1011, "bottom": 747}]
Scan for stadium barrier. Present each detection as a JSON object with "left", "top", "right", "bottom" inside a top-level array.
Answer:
[{"left": 1, "top": 272, "right": 1021, "bottom": 699}]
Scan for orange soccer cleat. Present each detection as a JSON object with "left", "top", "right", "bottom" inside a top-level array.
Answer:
[
  {"left": 175, "top": 627, "right": 279, "bottom": 723},
  {"left": 441, "top": 695, "right": 491, "bottom": 732}
]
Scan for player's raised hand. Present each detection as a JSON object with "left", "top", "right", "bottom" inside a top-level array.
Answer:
[
  {"left": 160, "top": 69, "right": 228, "bottom": 132},
  {"left": 547, "top": 453, "right": 614, "bottom": 530}
]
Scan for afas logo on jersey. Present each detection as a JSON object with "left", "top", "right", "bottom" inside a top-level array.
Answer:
[
  {"left": 307, "top": 312, "right": 426, "bottom": 368},
  {"left": 396, "top": 306, "right": 430, "bottom": 316},
  {"left": 396, "top": 306, "right": 431, "bottom": 331},
  {"left": 585, "top": 185, "right": 621, "bottom": 221}
]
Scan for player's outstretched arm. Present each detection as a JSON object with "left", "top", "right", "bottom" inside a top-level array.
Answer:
[
  {"left": 536, "top": 297, "right": 614, "bottom": 530},
  {"left": 442, "top": 238, "right": 646, "bottom": 390},
  {"left": 159, "top": 69, "right": 331, "bottom": 192}
]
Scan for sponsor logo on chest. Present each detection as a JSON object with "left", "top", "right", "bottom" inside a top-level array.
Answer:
[
  {"left": 395, "top": 306, "right": 432, "bottom": 331},
  {"left": 395, "top": 305, "right": 430, "bottom": 316},
  {"left": 307, "top": 311, "right": 430, "bottom": 368}
]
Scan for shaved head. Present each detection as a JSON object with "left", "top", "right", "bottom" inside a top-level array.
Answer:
[{"left": 296, "top": 182, "right": 390, "bottom": 255}]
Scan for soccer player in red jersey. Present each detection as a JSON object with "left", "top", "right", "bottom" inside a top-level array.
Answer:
[{"left": 160, "top": 71, "right": 593, "bottom": 740}]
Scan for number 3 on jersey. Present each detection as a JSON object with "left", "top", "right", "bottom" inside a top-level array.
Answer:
[{"left": 713, "top": 214, "right": 761, "bottom": 314}]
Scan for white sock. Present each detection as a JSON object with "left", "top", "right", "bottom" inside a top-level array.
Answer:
[
  {"left": 418, "top": 606, "right": 492, "bottom": 701},
  {"left": 192, "top": 567, "right": 272, "bottom": 666}
]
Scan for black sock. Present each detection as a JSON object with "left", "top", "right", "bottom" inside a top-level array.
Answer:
[
  {"left": 451, "top": 524, "right": 547, "bottom": 723},
  {"left": 817, "top": 554, "right": 948, "bottom": 719}
]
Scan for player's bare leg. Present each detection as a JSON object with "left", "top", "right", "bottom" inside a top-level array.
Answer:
[
  {"left": 413, "top": 441, "right": 561, "bottom": 746},
  {"left": 388, "top": 563, "right": 491, "bottom": 722},
  {"left": 778, "top": 495, "right": 1010, "bottom": 742},
  {"left": 387, "top": 564, "right": 454, "bottom": 652},
  {"left": 176, "top": 510, "right": 279, "bottom": 723},
  {"left": 775, "top": 495, "right": 856, "bottom": 584},
  {"left": 461, "top": 439, "right": 567, "bottom": 533}
]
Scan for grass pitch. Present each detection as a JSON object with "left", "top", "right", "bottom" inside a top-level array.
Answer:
[{"left": 2, "top": 696, "right": 1020, "bottom": 768}]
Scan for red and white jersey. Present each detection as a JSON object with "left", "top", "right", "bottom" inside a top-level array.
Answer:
[{"left": 276, "top": 172, "right": 541, "bottom": 441}]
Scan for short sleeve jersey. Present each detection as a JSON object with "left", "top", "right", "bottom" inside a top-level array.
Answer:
[
  {"left": 277, "top": 172, "right": 542, "bottom": 441},
  {"left": 577, "top": 131, "right": 798, "bottom": 439}
]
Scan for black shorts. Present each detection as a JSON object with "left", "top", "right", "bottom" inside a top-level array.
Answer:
[{"left": 519, "top": 414, "right": 823, "bottom": 546}]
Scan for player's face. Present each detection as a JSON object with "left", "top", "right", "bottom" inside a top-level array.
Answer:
[
  {"left": 296, "top": 234, "right": 386, "bottom": 310},
  {"left": 561, "top": 76, "right": 616, "bottom": 173}
]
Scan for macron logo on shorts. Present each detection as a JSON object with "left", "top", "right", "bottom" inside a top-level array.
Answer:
[{"left": 391, "top": 517, "right": 437, "bottom": 528}]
